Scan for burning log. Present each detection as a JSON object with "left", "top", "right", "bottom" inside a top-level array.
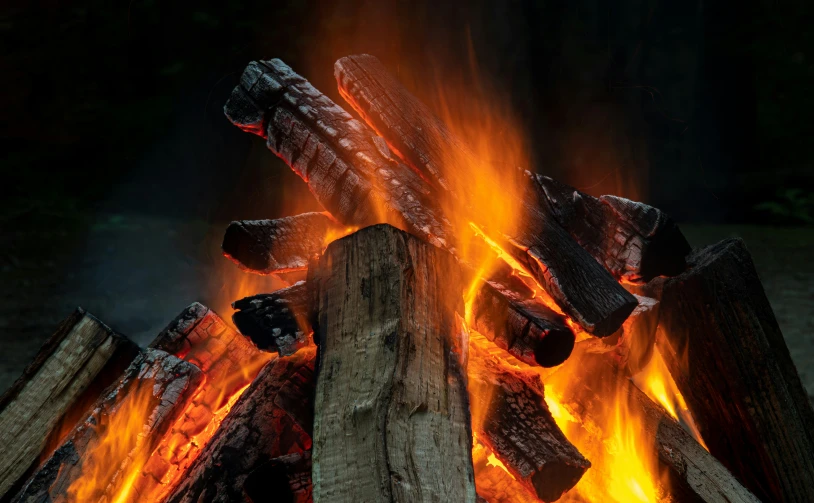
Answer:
[
  {"left": 468, "top": 332, "right": 590, "bottom": 501},
  {"left": 14, "top": 349, "right": 203, "bottom": 503},
  {"left": 471, "top": 442, "right": 540, "bottom": 503},
  {"left": 165, "top": 346, "right": 316, "bottom": 503},
  {"left": 546, "top": 344, "right": 760, "bottom": 503},
  {"left": 0, "top": 309, "right": 139, "bottom": 499},
  {"left": 232, "top": 281, "right": 311, "bottom": 355},
  {"left": 244, "top": 451, "right": 313, "bottom": 503},
  {"left": 310, "top": 224, "right": 476, "bottom": 502},
  {"left": 656, "top": 238, "right": 814, "bottom": 502},
  {"left": 226, "top": 58, "right": 637, "bottom": 336},
  {"left": 222, "top": 212, "right": 348, "bottom": 274}
]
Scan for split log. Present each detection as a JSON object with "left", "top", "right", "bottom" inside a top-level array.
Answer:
[
  {"left": 233, "top": 281, "right": 311, "bottom": 355},
  {"left": 165, "top": 346, "right": 316, "bottom": 503},
  {"left": 136, "top": 303, "right": 272, "bottom": 502},
  {"left": 545, "top": 343, "right": 761, "bottom": 503},
  {"left": 222, "top": 212, "right": 347, "bottom": 274},
  {"left": 226, "top": 58, "right": 636, "bottom": 336},
  {"left": 14, "top": 349, "right": 203, "bottom": 503},
  {"left": 0, "top": 309, "right": 139, "bottom": 499},
  {"left": 310, "top": 224, "right": 476, "bottom": 502},
  {"left": 334, "top": 54, "right": 689, "bottom": 284},
  {"left": 468, "top": 332, "right": 590, "bottom": 501},
  {"left": 244, "top": 451, "right": 313, "bottom": 503},
  {"left": 333, "top": 54, "right": 637, "bottom": 335},
  {"left": 656, "top": 238, "right": 814, "bottom": 502}
]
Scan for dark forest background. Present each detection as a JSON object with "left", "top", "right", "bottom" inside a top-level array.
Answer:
[{"left": 1, "top": 0, "right": 813, "bottom": 387}]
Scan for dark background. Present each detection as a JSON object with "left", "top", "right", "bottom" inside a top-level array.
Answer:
[{"left": 1, "top": 0, "right": 813, "bottom": 391}]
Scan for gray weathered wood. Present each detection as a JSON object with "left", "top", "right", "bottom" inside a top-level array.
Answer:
[
  {"left": 311, "top": 224, "right": 476, "bottom": 502},
  {"left": 165, "top": 346, "right": 315, "bottom": 503},
  {"left": 0, "top": 309, "right": 139, "bottom": 499},
  {"left": 223, "top": 212, "right": 347, "bottom": 274},
  {"left": 14, "top": 349, "right": 202, "bottom": 503},
  {"left": 656, "top": 238, "right": 814, "bottom": 502}
]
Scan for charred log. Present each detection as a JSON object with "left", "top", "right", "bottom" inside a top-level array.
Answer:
[
  {"left": 471, "top": 442, "right": 540, "bottom": 503},
  {"left": 165, "top": 347, "right": 315, "bottom": 503},
  {"left": 468, "top": 333, "right": 590, "bottom": 501},
  {"left": 223, "top": 212, "right": 346, "bottom": 274},
  {"left": 14, "top": 349, "right": 202, "bottom": 503},
  {"left": 656, "top": 238, "right": 814, "bottom": 502},
  {"left": 311, "top": 224, "right": 476, "bottom": 502},
  {"left": 0, "top": 309, "right": 139, "bottom": 500},
  {"left": 233, "top": 281, "right": 311, "bottom": 355},
  {"left": 244, "top": 451, "right": 313, "bottom": 503},
  {"left": 334, "top": 54, "right": 636, "bottom": 335}
]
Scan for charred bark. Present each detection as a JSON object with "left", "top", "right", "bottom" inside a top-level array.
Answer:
[
  {"left": 233, "top": 281, "right": 311, "bottom": 355},
  {"left": 656, "top": 239, "right": 814, "bottom": 502},
  {"left": 14, "top": 349, "right": 202, "bottom": 503},
  {"left": 165, "top": 347, "right": 316, "bottom": 503},
  {"left": 334, "top": 54, "right": 637, "bottom": 335},
  {"left": 310, "top": 224, "right": 476, "bottom": 502},
  {"left": 0, "top": 309, "right": 139, "bottom": 500},
  {"left": 244, "top": 451, "right": 313, "bottom": 503},
  {"left": 222, "top": 212, "right": 346, "bottom": 274}
]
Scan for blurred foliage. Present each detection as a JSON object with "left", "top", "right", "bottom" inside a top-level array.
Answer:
[{"left": 755, "top": 188, "right": 814, "bottom": 225}]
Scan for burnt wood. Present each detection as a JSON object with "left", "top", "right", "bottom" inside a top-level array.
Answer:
[
  {"left": 471, "top": 442, "right": 540, "bottom": 503},
  {"left": 165, "top": 347, "right": 316, "bottom": 503},
  {"left": 14, "top": 349, "right": 202, "bottom": 503},
  {"left": 334, "top": 54, "right": 637, "bottom": 335},
  {"left": 244, "top": 451, "right": 313, "bottom": 503},
  {"left": 223, "top": 212, "right": 346, "bottom": 274},
  {"left": 468, "top": 334, "right": 590, "bottom": 501},
  {"left": 233, "top": 281, "right": 311, "bottom": 355},
  {"left": 311, "top": 224, "right": 476, "bottom": 502},
  {"left": 0, "top": 309, "right": 139, "bottom": 500},
  {"left": 548, "top": 343, "right": 760, "bottom": 503},
  {"left": 656, "top": 239, "right": 814, "bottom": 502}
]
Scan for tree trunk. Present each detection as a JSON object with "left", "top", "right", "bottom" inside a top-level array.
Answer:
[
  {"left": 310, "top": 224, "right": 476, "bottom": 502},
  {"left": 165, "top": 346, "right": 316, "bottom": 503},
  {"left": 14, "top": 349, "right": 202, "bottom": 503},
  {"left": 656, "top": 238, "right": 814, "bottom": 502},
  {"left": 0, "top": 309, "right": 139, "bottom": 500}
]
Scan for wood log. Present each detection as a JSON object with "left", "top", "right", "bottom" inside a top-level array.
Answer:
[
  {"left": 656, "top": 238, "right": 814, "bottom": 502},
  {"left": 534, "top": 175, "right": 690, "bottom": 282},
  {"left": 468, "top": 332, "right": 590, "bottom": 501},
  {"left": 545, "top": 342, "right": 760, "bottom": 503},
  {"left": 14, "top": 349, "right": 203, "bottom": 503},
  {"left": 244, "top": 451, "right": 313, "bottom": 503},
  {"left": 233, "top": 281, "right": 311, "bottom": 355},
  {"left": 222, "top": 212, "right": 348, "bottom": 274},
  {"left": 310, "top": 224, "right": 476, "bottom": 502},
  {"left": 165, "top": 346, "right": 316, "bottom": 503},
  {"left": 471, "top": 442, "right": 540, "bottom": 503},
  {"left": 136, "top": 303, "right": 272, "bottom": 502},
  {"left": 0, "top": 309, "right": 139, "bottom": 500},
  {"left": 226, "top": 58, "right": 636, "bottom": 336}
]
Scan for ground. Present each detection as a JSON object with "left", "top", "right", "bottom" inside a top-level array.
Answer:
[{"left": 1, "top": 220, "right": 812, "bottom": 399}]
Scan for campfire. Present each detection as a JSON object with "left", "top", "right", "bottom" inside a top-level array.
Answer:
[{"left": 1, "top": 54, "right": 812, "bottom": 503}]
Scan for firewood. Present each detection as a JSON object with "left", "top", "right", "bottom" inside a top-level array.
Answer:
[
  {"left": 226, "top": 58, "right": 636, "bottom": 336},
  {"left": 137, "top": 303, "right": 272, "bottom": 502},
  {"left": 547, "top": 343, "right": 760, "bottom": 503},
  {"left": 244, "top": 451, "right": 313, "bottom": 503},
  {"left": 0, "top": 309, "right": 139, "bottom": 499},
  {"left": 468, "top": 333, "right": 590, "bottom": 501},
  {"left": 310, "top": 224, "right": 476, "bottom": 502},
  {"left": 233, "top": 281, "right": 311, "bottom": 355},
  {"left": 165, "top": 346, "right": 316, "bottom": 503},
  {"left": 333, "top": 54, "right": 637, "bottom": 335},
  {"left": 534, "top": 176, "right": 690, "bottom": 282},
  {"left": 223, "top": 212, "right": 347, "bottom": 274},
  {"left": 471, "top": 442, "right": 540, "bottom": 503},
  {"left": 656, "top": 238, "right": 814, "bottom": 502},
  {"left": 14, "top": 349, "right": 203, "bottom": 503}
]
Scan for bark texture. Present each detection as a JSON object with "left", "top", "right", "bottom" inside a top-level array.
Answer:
[
  {"left": 0, "top": 309, "right": 139, "bottom": 499},
  {"left": 657, "top": 239, "right": 814, "bottom": 502},
  {"left": 14, "top": 349, "right": 202, "bottom": 503},
  {"left": 165, "top": 347, "right": 316, "bottom": 503},
  {"left": 311, "top": 224, "right": 476, "bottom": 502}
]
